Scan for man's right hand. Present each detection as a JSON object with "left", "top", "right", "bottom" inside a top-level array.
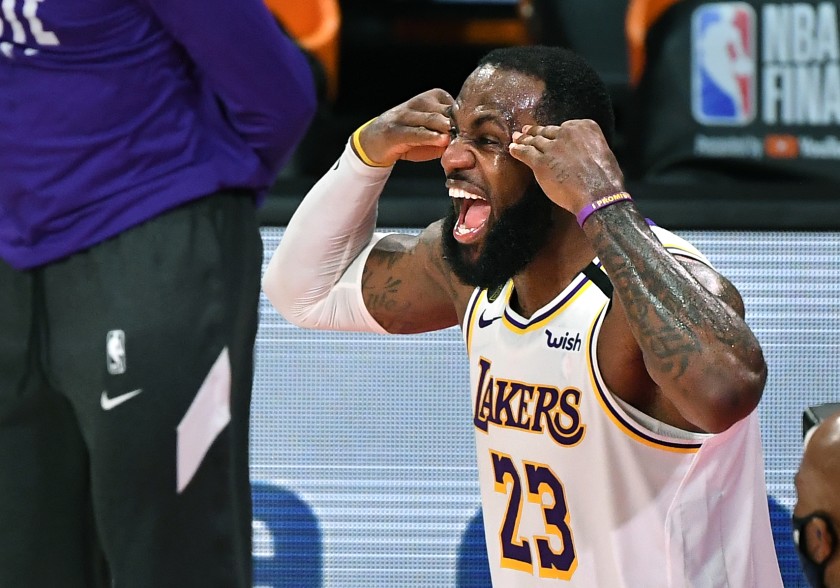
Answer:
[{"left": 354, "top": 89, "right": 454, "bottom": 167}]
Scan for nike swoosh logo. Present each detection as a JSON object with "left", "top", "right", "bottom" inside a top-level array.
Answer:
[
  {"left": 477, "top": 310, "right": 502, "bottom": 328},
  {"left": 100, "top": 389, "right": 143, "bottom": 411}
]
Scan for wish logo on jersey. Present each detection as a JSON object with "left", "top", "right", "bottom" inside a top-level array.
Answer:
[{"left": 691, "top": 2, "right": 757, "bottom": 125}]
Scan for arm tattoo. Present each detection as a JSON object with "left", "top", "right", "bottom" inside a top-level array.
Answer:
[
  {"left": 362, "top": 249, "right": 411, "bottom": 314},
  {"left": 587, "top": 203, "right": 757, "bottom": 381}
]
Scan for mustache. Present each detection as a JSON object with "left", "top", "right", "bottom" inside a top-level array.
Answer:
[{"left": 446, "top": 171, "right": 474, "bottom": 184}]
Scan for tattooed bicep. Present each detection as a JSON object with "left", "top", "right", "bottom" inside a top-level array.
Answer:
[
  {"left": 362, "top": 239, "right": 413, "bottom": 312},
  {"left": 367, "top": 236, "right": 412, "bottom": 270},
  {"left": 360, "top": 271, "right": 411, "bottom": 335},
  {"left": 361, "top": 230, "right": 463, "bottom": 333}
]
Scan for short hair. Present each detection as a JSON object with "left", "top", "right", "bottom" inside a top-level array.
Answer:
[{"left": 477, "top": 45, "right": 615, "bottom": 145}]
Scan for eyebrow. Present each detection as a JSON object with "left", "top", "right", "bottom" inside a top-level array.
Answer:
[
  {"left": 450, "top": 109, "right": 509, "bottom": 133},
  {"left": 473, "top": 113, "right": 507, "bottom": 130}
]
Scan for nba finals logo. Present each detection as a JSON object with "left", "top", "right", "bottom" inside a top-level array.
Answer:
[{"left": 692, "top": 2, "right": 757, "bottom": 125}]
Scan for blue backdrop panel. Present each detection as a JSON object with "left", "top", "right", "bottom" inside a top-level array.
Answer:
[{"left": 250, "top": 228, "right": 839, "bottom": 587}]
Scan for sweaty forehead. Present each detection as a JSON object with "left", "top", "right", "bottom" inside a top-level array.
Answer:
[{"left": 452, "top": 64, "right": 543, "bottom": 128}]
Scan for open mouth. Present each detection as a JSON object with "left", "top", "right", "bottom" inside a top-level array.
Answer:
[{"left": 450, "top": 187, "right": 490, "bottom": 244}]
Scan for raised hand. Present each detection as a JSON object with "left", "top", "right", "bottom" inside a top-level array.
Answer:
[
  {"left": 354, "top": 89, "right": 454, "bottom": 167},
  {"left": 507, "top": 119, "right": 625, "bottom": 215}
]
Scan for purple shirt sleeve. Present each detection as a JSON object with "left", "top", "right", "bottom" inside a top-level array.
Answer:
[
  {"left": 138, "top": 0, "right": 318, "bottom": 172},
  {"left": 0, "top": 0, "right": 320, "bottom": 268}
]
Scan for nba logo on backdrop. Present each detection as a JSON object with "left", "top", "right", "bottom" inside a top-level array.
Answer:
[{"left": 692, "top": 2, "right": 756, "bottom": 125}]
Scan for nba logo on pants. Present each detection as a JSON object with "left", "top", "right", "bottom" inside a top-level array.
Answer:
[
  {"left": 106, "top": 329, "right": 127, "bottom": 375},
  {"left": 691, "top": 2, "right": 756, "bottom": 125}
]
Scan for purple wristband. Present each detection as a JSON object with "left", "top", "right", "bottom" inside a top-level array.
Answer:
[{"left": 576, "top": 192, "right": 633, "bottom": 227}]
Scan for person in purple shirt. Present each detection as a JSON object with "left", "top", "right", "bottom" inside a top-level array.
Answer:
[{"left": 0, "top": 1, "right": 316, "bottom": 586}]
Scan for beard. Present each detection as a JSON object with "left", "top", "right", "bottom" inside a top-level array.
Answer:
[{"left": 440, "top": 182, "right": 554, "bottom": 290}]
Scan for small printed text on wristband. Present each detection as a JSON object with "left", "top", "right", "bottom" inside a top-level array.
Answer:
[{"left": 576, "top": 192, "right": 633, "bottom": 227}]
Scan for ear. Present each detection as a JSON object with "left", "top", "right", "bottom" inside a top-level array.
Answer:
[{"left": 805, "top": 517, "right": 835, "bottom": 564}]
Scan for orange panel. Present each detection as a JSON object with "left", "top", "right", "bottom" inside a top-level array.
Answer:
[{"left": 265, "top": 0, "right": 341, "bottom": 100}]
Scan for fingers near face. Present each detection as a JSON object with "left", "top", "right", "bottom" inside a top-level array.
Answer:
[
  {"left": 519, "top": 120, "right": 603, "bottom": 139},
  {"left": 509, "top": 120, "right": 611, "bottom": 162},
  {"left": 386, "top": 90, "right": 451, "bottom": 140},
  {"left": 410, "top": 89, "right": 455, "bottom": 134},
  {"left": 412, "top": 88, "right": 454, "bottom": 117},
  {"left": 508, "top": 125, "right": 558, "bottom": 160},
  {"left": 507, "top": 135, "right": 538, "bottom": 162},
  {"left": 518, "top": 124, "right": 559, "bottom": 139}
]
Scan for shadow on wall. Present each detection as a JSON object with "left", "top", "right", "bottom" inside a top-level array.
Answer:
[
  {"left": 252, "top": 482, "right": 322, "bottom": 588},
  {"left": 246, "top": 487, "right": 805, "bottom": 586},
  {"left": 768, "top": 496, "right": 808, "bottom": 588},
  {"left": 457, "top": 508, "right": 492, "bottom": 587},
  {"left": 457, "top": 500, "right": 808, "bottom": 587}
]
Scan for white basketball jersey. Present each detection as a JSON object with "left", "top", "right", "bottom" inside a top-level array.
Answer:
[{"left": 462, "top": 226, "right": 783, "bottom": 587}]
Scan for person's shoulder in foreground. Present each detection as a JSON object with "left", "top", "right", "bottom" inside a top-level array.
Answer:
[{"left": 795, "top": 408, "right": 840, "bottom": 587}]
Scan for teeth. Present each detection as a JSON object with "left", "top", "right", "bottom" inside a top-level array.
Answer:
[{"left": 449, "top": 187, "right": 485, "bottom": 200}]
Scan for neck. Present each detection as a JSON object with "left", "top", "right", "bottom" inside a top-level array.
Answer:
[{"left": 510, "top": 211, "right": 596, "bottom": 318}]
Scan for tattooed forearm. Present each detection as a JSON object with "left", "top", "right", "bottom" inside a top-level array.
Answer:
[
  {"left": 585, "top": 202, "right": 762, "bottom": 385},
  {"left": 614, "top": 256, "right": 702, "bottom": 378}
]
